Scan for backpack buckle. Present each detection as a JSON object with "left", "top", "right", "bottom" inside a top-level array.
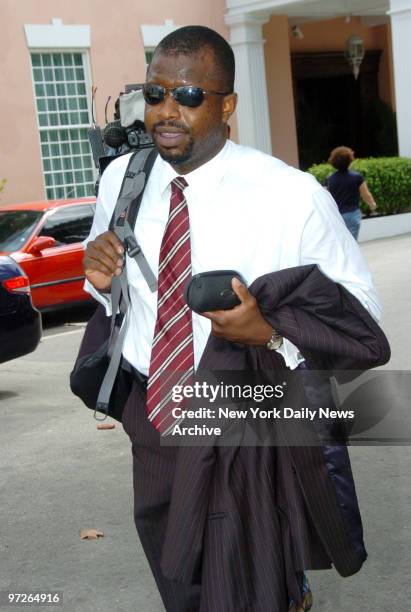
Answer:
[{"left": 125, "top": 235, "right": 141, "bottom": 258}]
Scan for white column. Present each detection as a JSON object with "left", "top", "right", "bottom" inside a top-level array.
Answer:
[
  {"left": 389, "top": 0, "right": 411, "bottom": 156},
  {"left": 225, "top": 12, "right": 272, "bottom": 155}
]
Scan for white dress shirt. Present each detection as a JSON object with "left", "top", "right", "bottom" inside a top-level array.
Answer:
[{"left": 84, "top": 140, "right": 381, "bottom": 376}]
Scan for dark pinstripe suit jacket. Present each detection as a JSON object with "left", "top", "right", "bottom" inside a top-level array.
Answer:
[{"left": 159, "top": 265, "right": 390, "bottom": 610}]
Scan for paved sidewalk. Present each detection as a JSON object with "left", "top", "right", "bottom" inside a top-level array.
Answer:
[
  {"left": 0, "top": 234, "right": 410, "bottom": 611},
  {"left": 361, "top": 234, "right": 410, "bottom": 369},
  {"left": 308, "top": 234, "right": 411, "bottom": 609}
]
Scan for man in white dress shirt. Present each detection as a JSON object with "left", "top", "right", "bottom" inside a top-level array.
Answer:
[{"left": 83, "top": 25, "right": 380, "bottom": 612}]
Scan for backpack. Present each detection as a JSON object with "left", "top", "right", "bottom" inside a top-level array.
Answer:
[{"left": 70, "top": 147, "right": 158, "bottom": 421}]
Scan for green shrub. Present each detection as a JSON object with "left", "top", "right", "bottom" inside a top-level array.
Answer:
[{"left": 307, "top": 157, "right": 411, "bottom": 215}]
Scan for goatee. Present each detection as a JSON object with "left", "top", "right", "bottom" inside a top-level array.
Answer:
[{"left": 156, "top": 140, "right": 194, "bottom": 166}]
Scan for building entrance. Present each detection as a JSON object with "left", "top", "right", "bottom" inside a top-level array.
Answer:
[{"left": 291, "top": 50, "right": 396, "bottom": 169}]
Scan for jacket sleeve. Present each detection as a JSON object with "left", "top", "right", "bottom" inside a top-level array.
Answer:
[{"left": 250, "top": 264, "right": 390, "bottom": 373}]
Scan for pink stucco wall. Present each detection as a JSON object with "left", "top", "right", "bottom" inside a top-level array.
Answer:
[
  {"left": 0, "top": 0, "right": 228, "bottom": 204},
  {"left": 0, "top": 2, "right": 398, "bottom": 205},
  {"left": 263, "top": 16, "right": 299, "bottom": 167}
]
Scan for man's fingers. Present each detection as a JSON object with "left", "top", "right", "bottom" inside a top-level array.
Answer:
[
  {"left": 83, "top": 232, "right": 125, "bottom": 284},
  {"left": 98, "top": 230, "right": 124, "bottom": 255},
  {"left": 200, "top": 311, "right": 226, "bottom": 325},
  {"left": 85, "top": 244, "right": 123, "bottom": 271},
  {"left": 85, "top": 232, "right": 125, "bottom": 271},
  {"left": 92, "top": 237, "right": 124, "bottom": 266},
  {"left": 84, "top": 255, "right": 121, "bottom": 278},
  {"left": 231, "top": 277, "right": 249, "bottom": 303}
]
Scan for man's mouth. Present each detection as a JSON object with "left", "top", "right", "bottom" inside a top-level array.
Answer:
[{"left": 154, "top": 127, "right": 187, "bottom": 148}]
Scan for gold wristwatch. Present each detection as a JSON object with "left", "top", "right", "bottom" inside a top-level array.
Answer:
[{"left": 266, "top": 328, "right": 283, "bottom": 351}]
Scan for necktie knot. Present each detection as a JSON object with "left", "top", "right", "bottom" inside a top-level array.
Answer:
[{"left": 171, "top": 176, "right": 188, "bottom": 195}]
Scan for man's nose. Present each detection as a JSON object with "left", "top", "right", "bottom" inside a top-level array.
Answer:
[{"left": 157, "top": 91, "right": 180, "bottom": 120}]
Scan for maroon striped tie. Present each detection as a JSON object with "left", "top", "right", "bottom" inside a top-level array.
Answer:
[{"left": 146, "top": 176, "right": 194, "bottom": 434}]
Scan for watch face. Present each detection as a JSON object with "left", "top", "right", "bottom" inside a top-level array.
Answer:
[{"left": 267, "top": 332, "right": 283, "bottom": 350}]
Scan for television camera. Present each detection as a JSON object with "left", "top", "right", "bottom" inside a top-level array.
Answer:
[{"left": 88, "top": 84, "right": 154, "bottom": 192}]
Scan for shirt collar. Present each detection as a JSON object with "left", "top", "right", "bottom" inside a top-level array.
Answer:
[{"left": 157, "top": 139, "right": 232, "bottom": 197}]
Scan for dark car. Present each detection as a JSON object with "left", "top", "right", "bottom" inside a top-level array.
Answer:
[{"left": 0, "top": 256, "right": 42, "bottom": 363}]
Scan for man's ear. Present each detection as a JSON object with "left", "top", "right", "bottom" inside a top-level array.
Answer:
[{"left": 222, "top": 93, "right": 237, "bottom": 123}]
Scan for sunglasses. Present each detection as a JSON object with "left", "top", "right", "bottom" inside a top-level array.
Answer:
[{"left": 143, "top": 84, "right": 231, "bottom": 108}]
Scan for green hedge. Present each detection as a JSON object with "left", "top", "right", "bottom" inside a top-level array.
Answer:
[{"left": 307, "top": 157, "right": 411, "bottom": 215}]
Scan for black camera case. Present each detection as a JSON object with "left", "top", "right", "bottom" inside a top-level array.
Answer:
[{"left": 184, "top": 270, "right": 247, "bottom": 314}]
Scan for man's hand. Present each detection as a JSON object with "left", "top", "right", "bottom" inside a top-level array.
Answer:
[
  {"left": 83, "top": 231, "right": 124, "bottom": 293},
  {"left": 201, "top": 278, "right": 273, "bottom": 346}
]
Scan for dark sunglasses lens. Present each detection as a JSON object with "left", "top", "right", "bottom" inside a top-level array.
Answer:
[
  {"left": 143, "top": 85, "right": 164, "bottom": 105},
  {"left": 174, "top": 87, "right": 204, "bottom": 107}
]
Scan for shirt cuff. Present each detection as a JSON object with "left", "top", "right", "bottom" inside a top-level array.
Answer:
[
  {"left": 275, "top": 338, "right": 305, "bottom": 370},
  {"left": 84, "top": 279, "right": 112, "bottom": 316}
]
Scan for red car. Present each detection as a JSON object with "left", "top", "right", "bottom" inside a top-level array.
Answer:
[{"left": 0, "top": 198, "right": 96, "bottom": 310}]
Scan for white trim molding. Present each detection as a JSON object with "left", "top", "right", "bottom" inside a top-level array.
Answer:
[
  {"left": 226, "top": 0, "right": 390, "bottom": 19},
  {"left": 388, "top": 0, "right": 411, "bottom": 14},
  {"left": 140, "top": 19, "right": 181, "bottom": 48},
  {"left": 24, "top": 18, "right": 90, "bottom": 49}
]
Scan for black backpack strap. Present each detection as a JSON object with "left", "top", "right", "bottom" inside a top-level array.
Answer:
[
  {"left": 110, "top": 147, "right": 158, "bottom": 292},
  {"left": 127, "top": 147, "right": 158, "bottom": 230},
  {"left": 109, "top": 147, "right": 156, "bottom": 231},
  {"left": 95, "top": 147, "right": 157, "bottom": 417}
]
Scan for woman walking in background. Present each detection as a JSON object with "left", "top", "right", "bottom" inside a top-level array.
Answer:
[{"left": 325, "top": 146, "right": 377, "bottom": 240}]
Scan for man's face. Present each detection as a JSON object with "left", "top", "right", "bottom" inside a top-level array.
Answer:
[{"left": 144, "top": 50, "right": 236, "bottom": 174}]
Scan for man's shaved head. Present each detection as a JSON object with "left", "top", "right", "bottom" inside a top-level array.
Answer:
[{"left": 153, "top": 25, "right": 235, "bottom": 93}]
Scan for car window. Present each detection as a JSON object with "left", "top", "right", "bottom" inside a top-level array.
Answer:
[
  {"left": 39, "top": 205, "right": 95, "bottom": 245},
  {"left": 0, "top": 211, "right": 43, "bottom": 252}
]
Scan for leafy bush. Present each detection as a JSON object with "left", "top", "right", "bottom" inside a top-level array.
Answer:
[{"left": 308, "top": 157, "right": 411, "bottom": 215}]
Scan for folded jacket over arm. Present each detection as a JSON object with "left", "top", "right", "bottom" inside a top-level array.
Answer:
[{"left": 160, "top": 264, "right": 390, "bottom": 611}]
